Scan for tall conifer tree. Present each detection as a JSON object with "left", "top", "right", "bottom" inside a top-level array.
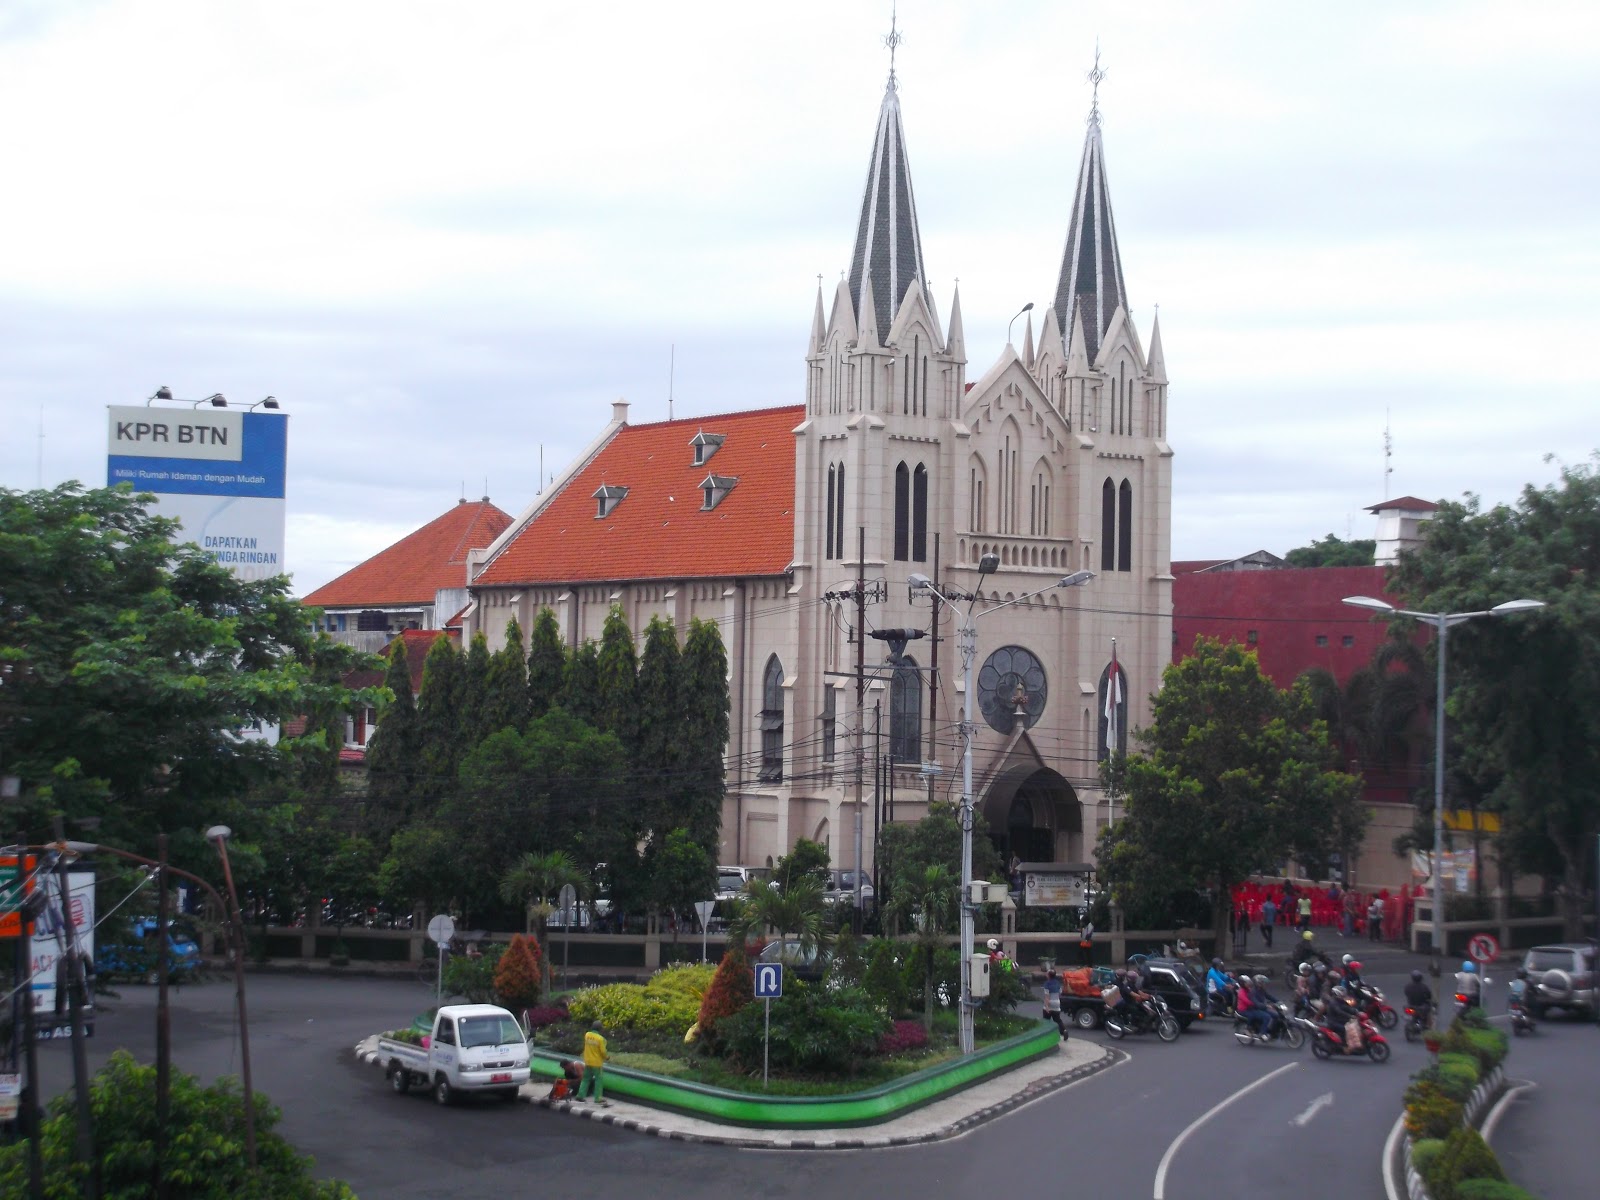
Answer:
[
  {"left": 595, "top": 604, "right": 639, "bottom": 748},
  {"left": 482, "top": 617, "right": 529, "bottom": 734},
  {"left": 526, "top": 607, "right": 566, "bottom": 721},
  {"left": 635, "top": 616, "right": 683, "bottom": 839},
  {"left": 680, "top": 618, "right": 731, "bottom": 852},
  {"left": 559, "top": 641, "right": 603, "bottom": 726},
  {"left": 459, "top": 632, "right": 492, "bottom": 752},
  {"left": 365, "top": 635, "right": 420, "bottom": 835},
  {"left": 415, "top": 634, "right": 462, "bottom": 810}
]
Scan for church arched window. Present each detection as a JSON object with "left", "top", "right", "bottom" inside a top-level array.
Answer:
[
  {"left": 1118, "top": 479, "right": 1133, "bottom": 572},
  {"left": 825, "top": 464, "right": 837, "bottom": 560},
  {"left": 890, "top": 656, "right": 922, "bottom": 763},
  {"left": 912, "top": 464, "right": 928, "bottom": 562},
  {"left": 1100, "top": 478, "right": 1116, "bottom": 572},
  {"left": 893, "top": 462, "right": 910, "bottom": 561},
  {"left": 760, "top": 655, "right": 785, "bottom": 783}
]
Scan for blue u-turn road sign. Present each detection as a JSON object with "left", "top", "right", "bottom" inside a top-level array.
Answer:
[{"left": 754, "top": 962, "right": 784, "bottom": 999}]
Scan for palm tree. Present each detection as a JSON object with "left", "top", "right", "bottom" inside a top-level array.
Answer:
[
  {"left": 885, "top": 864, "right": 958, "bottom": 1031},
  {"left": 726, "top": 874, "right": 826, "bottom": 962},
  {"left": 499, "top": 850, "right": 585, "bottom": 994}
]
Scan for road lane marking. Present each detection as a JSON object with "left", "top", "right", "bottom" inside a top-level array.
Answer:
[
  {"left": 1382, "top": 1109, "right": 1407, "bottom": 1200},
  {"left": 1290, "top": 1091, "right": 1333, "bottom": 1127},
  {"left": 1152, "top": 1061, "right": 1300, "bottom": 1200}
]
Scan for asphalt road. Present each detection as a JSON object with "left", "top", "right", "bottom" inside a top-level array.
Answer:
[{"left": 30, "top": 953, "right": 1591, "bottom": 1199}]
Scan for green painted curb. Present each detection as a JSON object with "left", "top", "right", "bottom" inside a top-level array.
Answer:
[{"left": 530, "top": 1020, "right": 1059, "bottom": 1128}]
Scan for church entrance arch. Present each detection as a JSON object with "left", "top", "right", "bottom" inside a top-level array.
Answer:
[{"left": 980, "top": 766, "right": 1083, "bottom": 866}]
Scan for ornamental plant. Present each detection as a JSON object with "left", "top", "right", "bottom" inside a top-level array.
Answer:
[
  {"left": 1428, "top": 1127, "right": 1504, "bottom": 1200},
  {"left": 494, "top": 933, "right": 543, "bottom": 1012},
  {"left": 1403, "top": 1079, "right": 1463, "bottom": 1140},
  {"left": 877, "top": 1019, "right": 930, "bottom": 1057},
  {"left": 696, "top": 949, "right": 754, "bottom": 1043},
  {"left": 719, "top": 982, "right": 889, "bottom": 1075}
]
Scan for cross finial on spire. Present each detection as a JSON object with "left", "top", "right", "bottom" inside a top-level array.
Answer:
[
  {"left": 1087, "top": 40, "right": 1106, "bottom": 126},
  {"left": 884, "top": 3, "right": 903, "bottom": 91}
]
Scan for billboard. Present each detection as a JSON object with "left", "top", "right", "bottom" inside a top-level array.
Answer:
[
  {"left": 26, "top": 865, "right": 96, "bottom": 1037},
  {"left": 106, "top": 405, "right": 287, "bottom": 581}
]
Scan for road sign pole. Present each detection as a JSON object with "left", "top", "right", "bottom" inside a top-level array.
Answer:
[{"left": 763, "top": 999, "right": 770, "bottom": 1090}]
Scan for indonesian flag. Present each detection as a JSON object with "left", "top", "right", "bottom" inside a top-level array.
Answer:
[{"left": 1105, "top": 639, "right": 1122, "bottom": 755}]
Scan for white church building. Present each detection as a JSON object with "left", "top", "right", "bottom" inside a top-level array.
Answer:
[{"left": 463, "top": 55, "right": 1173, "bottom": 875}]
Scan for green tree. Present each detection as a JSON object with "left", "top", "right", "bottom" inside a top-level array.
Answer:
[
  {"left": 884, "top": 863, "right": 958, "bottom": 1031},
  {"left": 526, "top": 607, "right": 566, "bottom": 721},
  {"left": 678, "top": 617, "right": 731, "bottom": 851},
  {"left": 647, "top": 828, "right": 718, "bottom": 942},
  {"left": 1386, "top": 455, "right": 1600, "bottom": 935},
  {"left": 773, "top": 838, "right": 831, "bottom": 892},
  {"left": 0, "top": 483, "right": 379, "bottom": 854},
  {"left": 481, "top": 617, "right": 529, "bottom": 734},
  {"left": 414, "top": 634, "right": 463, "bottom": 809},
  {"left": 558, "top": 640, "right": 603, "bottom": 725},
  {"left": 459, "top": 632, "right": 493, "bottom": 750},
  {"left": 499, "top": 848, "right": 585, "bottom": 993},
  {"left": 1097, "top": 637, "right": 1367, "bottom": 946},
  {"left": 377, "top": 824, "right": 461, "bottom": 920},
  {"left": 595, "top": 604, "right": 639, "bottom": 747},
  {"left": 1284, "top": 532, "right": 1376, "bottom": 567},
  {"left": 0, "top": 1049, "right": 355, "bottom": 1197},
  {"left": 727, "top": 874, "right": 826, "bottom": 961},
  {"left": 635, "top": 615, "right": 684, "bottom": 838},
  {"left": 365, "top": 635, "right": 420, "bottom": 836},
  {"left": 876, "top": 802, "right": 1002, "bottom": 936}
]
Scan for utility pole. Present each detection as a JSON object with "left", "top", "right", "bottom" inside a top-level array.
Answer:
[
  {"left": 16, "top": 830, "right": 43, "bottom": 1200},
  {"left": 51, "top": 816, "right": 98, "bottom": 1199},
  {"left": 155, "top": 833, "right": 171, "bottom": 1199},
  {"left": 854, "top": 526, "right": 866, "bottom": 930}
]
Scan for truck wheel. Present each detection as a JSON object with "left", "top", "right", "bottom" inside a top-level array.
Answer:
[
  {"left": 433, "top": 1076, "right": 454, "bottom": 1106},
  {"left": 1074, "top": 1006, "right": 1099, "bottom": 1029},
  {"left": 390, "top": 1068, "right": 410, "bottom": 1095}
]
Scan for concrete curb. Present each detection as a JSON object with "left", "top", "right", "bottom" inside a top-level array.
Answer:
[
  {"left": 354, "top": 1034, "right": 1124, "bottom": 1149},
  {"left": 528, "top": 1044, "right": 1125, "bottom": 1150}
]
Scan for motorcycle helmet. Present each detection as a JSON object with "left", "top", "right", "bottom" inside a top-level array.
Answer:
[
  {"left": 1461, "top": 961, "right": 1476, "bottom": 974},
  {"left": 987, "top": 939, "right": 999, "bottom": 951},
  {"left": 1212, "top": 957, "right": 1223, "bottom": 968},
  {"left": 1411, "top": 969, "right": 1424, "bottom": 982},
  {"left": 1348, "top": 961, "right": 1362, "bottom": 973},
  {"left": 1314, "top": 961, "right": 1328, "bottom": 975},
  {"left": 1254, "top": 974, "right": 1270, "bottom": 987},
  {"left": 1302, "top": 930, "right": 1314, "bottom": 941},
  {"left": 1342, "top": 953, "right": 1353, "bottom": 966},
  {"left": 1299, "top": 962, "right": 1312, "bottom": 976}
]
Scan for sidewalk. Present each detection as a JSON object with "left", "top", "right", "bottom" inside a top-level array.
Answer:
[{"left": 356, "top": 1035, "right": 1120, "bottom": 1149}]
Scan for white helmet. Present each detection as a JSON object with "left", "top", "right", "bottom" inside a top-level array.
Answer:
[
  {"left": 987, "top": 939, "right": 999, "bottom": 951},
  {"left": 1342, "top": 953, "right": 1354, "bottom": 966}
]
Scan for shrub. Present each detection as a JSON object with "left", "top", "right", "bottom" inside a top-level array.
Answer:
[
  {"left": 1403, "top": 1079, "right": 1464, "bottom": 1140},
  {"left": 1464, "top": 1027, "right": 1508, "bottom": 1072},
  {"left": 1411, "top": 1138, "right": 1447, "bottom": 1178},
  {"left": 719, "top": 982, "right": 889, "bottom": 1075},
  {"left": 696, "top": 949, "right": 754, "bottom": 1041},
  {"left": 861, "top": 939, "right": 909, "bottom": 1017},
  {"left": 877, "top": 1018, "right": 930, "bottom": 1057},
  {"left": 522, "top": 1004, "right": 568, "bottom": 1031},
  {"left": 382, "top": 1026, "right": 424, "bottom": 1044},
  {"left": 0, "top": 1049, "right": 355, "bottom": 1197},
  {"left": 980, "top": 955, "right": 1031, "bottom": 1014},
  {"left": 442, "top": 944, "right": 504, "bottom": 1003},
  {"left": 494, "top": 934, "right": 543, "bottom": 1011},
  {"left": 1454, "top": 1181, "right": 1537, "bottom": 1200},
  {"left": 1429, "top": 1127, "right": 1504, "bottom": 1200},
  {"left": 826, "top": 929, "right": 866, "bottom": 988},
  {"left": 1433, "top": 1053, "right": 1482, "bottom": 1101},
  {"left": 567, "top": 966, "right": 711, "bottom": 1036}
]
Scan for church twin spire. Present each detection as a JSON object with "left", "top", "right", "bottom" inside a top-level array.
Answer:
[{"left": 847, "top": 69, "right": 930, "bottom": 341}]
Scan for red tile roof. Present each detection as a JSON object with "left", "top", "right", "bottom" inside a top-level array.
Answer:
[
  {"left": 1365, "top": 496, "right": 1437, "bottom": 513},
  {"left": 476, "top": 407, "right": 802, "bottom": 586},
  {"left": 1171, "top": 559, "right": 1228, "bottom": 576},
  {"left": 343, "top": 629, "right": 451, "bottom": 695},
  {"left": 303, "top": 499, "right": 511, "bottom": 608}
]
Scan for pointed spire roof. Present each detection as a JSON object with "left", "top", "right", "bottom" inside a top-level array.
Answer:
[
  {"left": 1051, "top": 106, "right": 1129, "bottom": 366},
  {"left": 848, "top": 74, "right": 930, "bottom": 341},
  {"left": 1021, "top": 312, "right": 1036, "bottom": 369},
  {"left": 809, "top": 282, "right": 826, "bottom": 355},
  {"left": 1147, "top": 311, "right": 1166, "bottom": 382},
  {"left": 946, "top": 282, "right": 966, "bottom": 360}
]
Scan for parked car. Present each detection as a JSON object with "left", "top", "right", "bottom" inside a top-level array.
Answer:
[
  {"left": 755, "top": 938, "right": 826, "bottom": 980},
  {"left": 1521, "top": 943, "right": 1597, "bottom": 1020},
  {"left": 714, "top": 865, "right": 772, "bottom": 902},
  {"left": 96, "top": 917, "right": 202, "bottom": 984},
  {"left": 822, "top": 869, "right": 875, "bottom": 909}
]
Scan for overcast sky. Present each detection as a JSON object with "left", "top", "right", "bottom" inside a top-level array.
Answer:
[{"left": 2, "top": 0, "right": 1595, "bottom": 595}]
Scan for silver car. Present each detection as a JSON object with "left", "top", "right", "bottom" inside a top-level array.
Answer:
[{"left": 1521, "top": 943, "right": 1597, "bottom": 1019}]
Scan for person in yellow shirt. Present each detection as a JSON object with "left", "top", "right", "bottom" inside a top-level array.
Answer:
[{"left": 576, "top": 1022, "right": 610, "bottom": 1105}]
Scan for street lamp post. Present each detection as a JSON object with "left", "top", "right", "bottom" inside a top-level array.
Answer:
[
  {"left": 1341, "top": 595, "right": 1544, "bottom": 971},
  {"left": 912, "top": 559, "right": 1094, "bottom": 1054}
]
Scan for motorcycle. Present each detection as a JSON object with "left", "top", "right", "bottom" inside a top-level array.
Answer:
[
  {"left": 1296, "top": 1010, "right": 1390, "bottom": 1063},
  {"left": 1206, "top": 984, "right": 1238, "bottom": 1018},
  {"left": 1509, "top": 984, "right": 1539, "bottom": 1036},
  {"left": 1402, "top": 1003, "right": 1433, "bottom": 1043},
  {"left": 1233, "top": 1000, "right": 1305, "bottom": 1049},
  {"left": 1104, "top": 992, "right": 1181, "bottom": 1043},
  {"left": 1283, "top": 950, "right": 1332, "bottom": 988},
  {"left": 1453, "top": 989, "right": 1484, "bottom": 1018},
  {"left": 1353, "top": 985, "right": 1398, "bottom": 1030}
]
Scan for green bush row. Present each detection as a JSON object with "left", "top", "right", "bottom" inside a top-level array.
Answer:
[{"left": 566, "top": 963, "right": 716, "bottom": 1035}]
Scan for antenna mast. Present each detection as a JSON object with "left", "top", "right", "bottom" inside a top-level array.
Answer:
[{"left": 669, "top": 343, "right": 675, "bottom": 422}]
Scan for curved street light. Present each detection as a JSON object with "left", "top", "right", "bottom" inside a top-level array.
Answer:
[
  {"left": 1341, "top": 595, "right": 1545, "bottom": 972},
  {"left": 912, "top": 561, "right": 1095, "bottom": 1054}
]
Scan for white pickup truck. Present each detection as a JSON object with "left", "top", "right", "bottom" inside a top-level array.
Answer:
[{"left": 378, "top": 1004, "right": 531, "bottom": 1104}]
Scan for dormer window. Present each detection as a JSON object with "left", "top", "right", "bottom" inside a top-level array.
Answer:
[
  {"left": 700, "top": 474, "right": 737, "bottom": 511},
  {"left": 593, "top": 483, "right": 628, "bottom": 518},
  {"left": 690, "top": 430, "right": 725, "bottom": 467}
]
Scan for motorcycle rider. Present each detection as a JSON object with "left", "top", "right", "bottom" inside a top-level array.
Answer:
[
  {"left": 1455, "top": 960, "right": 1484, "bottom": 1012},
  {"left": 1507, "top": 967, "right": 1533, "bottom": 1022},
  {"left": 1251, "top": 973, "right": 1283, "bottom": 1038},
  {"left": 1324, "top": 984, "right": 1364, "bottom": 1053},
  {"left": 1112, "top": 968, "right": 1152, "bottom": 1028},
  {"left": 1344, "top": 958, "right": 1370, "bottom": 1006},
  {"left": 1236, "top": 974, "right": 1273, "bottom": 1040},
  {"left": 1292, "top": 929, "right": 1322, "bottom": 969},
  {"left": 1292, "top": 962, "right": 1315, "bottom": 1016},
  {"left": 1403, "top": 969, "right": 1434, "bottom": 1030},
  {"left": 1205, "top": 958, "right": 1237, "bottom": 1015}
]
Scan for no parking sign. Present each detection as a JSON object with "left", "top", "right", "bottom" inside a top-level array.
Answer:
[{"left": 1467, "top": 932, "right": 1500, "bottom": 965}]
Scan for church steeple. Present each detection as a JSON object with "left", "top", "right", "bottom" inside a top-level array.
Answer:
[
  {"left": 1050, "top": 51, "right": 1129, "bottom": 367},
  {"left": 847, "top": 18, "right": 929, "bottom": 342}
]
